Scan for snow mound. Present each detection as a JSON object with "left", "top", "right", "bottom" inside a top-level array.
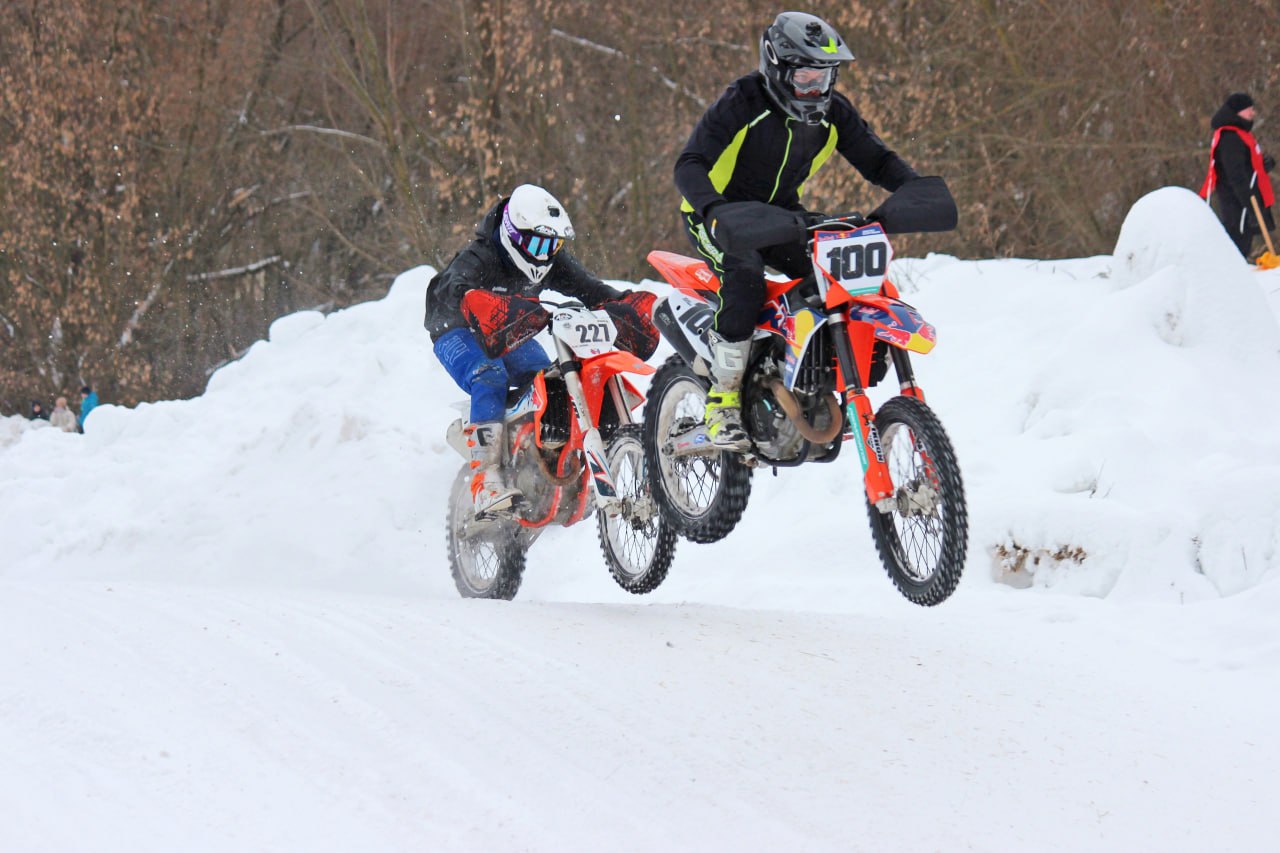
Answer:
[{"left": 1113, "top": 186, "right": 1280, "bottom": 361}]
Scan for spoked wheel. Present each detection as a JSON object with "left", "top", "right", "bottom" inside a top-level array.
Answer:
[
  {"left": 598, "top": 424, "right": 678, "bottom": 594},
  {"left": 446, "top": 465, "right": 527, "bottom": 600},
  {"left": 866, "top": 396, "right": 968, "bottom": 606},
  {"left": 642, "top": 355, "right": 752, "bottom": 544}
]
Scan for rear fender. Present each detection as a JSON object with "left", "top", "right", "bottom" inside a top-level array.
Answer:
[{"left": 647, "top": 250, "right": 720, "bottom": 300}]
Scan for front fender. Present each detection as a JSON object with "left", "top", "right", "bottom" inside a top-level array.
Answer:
[
  {"left": 583, "top": 349, "right": 656, "bottom": 378},
  {"left": 849, "top": 295, "right": 936, "bottom": 354},
  {"left": 579, "top": 350, "right": 655, "bottom": 419}
]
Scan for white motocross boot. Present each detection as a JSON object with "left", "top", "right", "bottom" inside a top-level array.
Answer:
[
  {"left": 468, "top": 422, "right": 521, "bottom": 517},
  {"left": 704, "top": 330, "right": 752, "bottom": 452}
]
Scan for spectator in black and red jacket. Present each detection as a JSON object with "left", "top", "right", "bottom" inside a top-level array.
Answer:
[{"left": 1200, "top": 92, "right": 1275, "bottom": 259}]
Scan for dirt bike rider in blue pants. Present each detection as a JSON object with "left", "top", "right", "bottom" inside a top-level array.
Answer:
[
  {"left": 424, "top": 185, "right": 646, "bottom": 517},
  {"left": 674, "top": 12, "right": 920, "bottom": 451}
]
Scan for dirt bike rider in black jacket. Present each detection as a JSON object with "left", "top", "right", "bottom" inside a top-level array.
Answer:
[
  {"left": 424, "top": 184, "right": 632, "bottom": 517},
  {"left": 674, "top": 11, "right": 919, "bottom": 451}
]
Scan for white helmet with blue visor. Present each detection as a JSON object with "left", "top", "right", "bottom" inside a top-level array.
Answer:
[{"left": 498, "top": 184, "right": 575, "bottom": 284}]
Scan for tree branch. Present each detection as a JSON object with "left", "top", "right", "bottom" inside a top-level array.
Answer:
[
  {"left": 186, "top": 255, "right": 282, "bottom": 283},
  {"left": 260, "top": 124, "right": 384, "bottom": 148}
]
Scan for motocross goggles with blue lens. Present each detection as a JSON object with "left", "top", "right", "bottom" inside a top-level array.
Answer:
[{"left": 502, "top": 207, "right": 566, "bottom": 263}]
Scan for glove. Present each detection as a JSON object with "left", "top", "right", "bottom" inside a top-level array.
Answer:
[
  {"left": 600, "top": 291, "right": 660, "bottom": 360},
  {"left": 616, "top": 289, "right": 657, "bottom": 319},
  {"left": 460, "top": 290, "right": 549, "bottom": 358},
  {"left": 1264, "top": 153, "right": 1276, "bottom": 173}
]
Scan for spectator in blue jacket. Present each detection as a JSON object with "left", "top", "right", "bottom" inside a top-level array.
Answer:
[{"left": 78, "top": 385, "right": 99, "bottom": 432}]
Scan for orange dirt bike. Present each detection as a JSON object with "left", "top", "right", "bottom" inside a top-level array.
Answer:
[
  {"left": 445, "top": 292, "right": 676, "bottom": 600},
  {"left": 642, "top": 177, "right": 967, "bottom": 605}
]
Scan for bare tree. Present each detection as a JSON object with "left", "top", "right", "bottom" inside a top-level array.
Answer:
[{"left": 2, "top": 0, "right": 1277, "bottom": 411}]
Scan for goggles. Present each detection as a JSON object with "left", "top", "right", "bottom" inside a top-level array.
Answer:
[
  {"left": 789, "top": 65, "right": 834, "bottom": 97},
  {"left": 518, "top": 232, "right": 565, "bottom": 261},
  {"left": 503, "top": 207, "right": 566, "bottom": 262}
]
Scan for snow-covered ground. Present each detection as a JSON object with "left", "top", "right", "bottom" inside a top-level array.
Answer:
[{"left": 2, "top": 187, "right": 1278, "bottom": 851}]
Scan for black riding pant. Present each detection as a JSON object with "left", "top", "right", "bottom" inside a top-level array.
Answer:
[{"left": 681, "top": 210, "right": 810, "bottom": 342}]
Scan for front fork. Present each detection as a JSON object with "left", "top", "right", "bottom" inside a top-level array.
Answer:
[
  {"left": 555, "top": 341, "right": 623, "bottom": 516},
  {"left": 829, "top": 312, "right": 898, "bottom": 511}
]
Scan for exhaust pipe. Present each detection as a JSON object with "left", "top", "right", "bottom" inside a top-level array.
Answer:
[{"left": 765, "top": 379, "right": 843, "bottom": 444}]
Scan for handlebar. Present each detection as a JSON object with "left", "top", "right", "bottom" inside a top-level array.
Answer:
[
  {"left": 802, "top": 211, "right": 868, "bottom": 232},
  {"left": 538, "top": 297, "right": 584, "bottom": 312},
  {"left": 710, "top": 176, "right": 957, "bottom": 251}
]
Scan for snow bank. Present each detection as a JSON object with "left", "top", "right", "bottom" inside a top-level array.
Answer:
[
  {"left": 2, "top": 191, "right": 1279, "bottom": 605},
  {"left": 900, "top": 187, "right": 1280, "bottom": 600}
]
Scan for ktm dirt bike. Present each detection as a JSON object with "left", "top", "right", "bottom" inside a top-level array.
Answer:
[
  {"left": 444, "top": 293, "right": 676, "bottom": 600},
  {"left": 642, "top": 177, "right": 967, "bottom": 606}
]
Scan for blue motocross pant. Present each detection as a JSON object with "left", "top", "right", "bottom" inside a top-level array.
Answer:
[{"left": 434, "top": 327, "right": 552, "bottom": 423}]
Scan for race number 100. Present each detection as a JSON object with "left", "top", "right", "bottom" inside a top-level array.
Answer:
[
  {"left": 813, "top": 223, "right": 893, "bottom": 295},
  {"left": 826, "top": 240, "right": 888, "bottom": 281}
]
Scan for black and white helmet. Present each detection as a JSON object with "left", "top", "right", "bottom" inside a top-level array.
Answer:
[
  {"left": 759, "top": 12, "right": 856, "bottom": 125},
  {"left": 498, "top": 184, "right": 575, "bottom": 284}
]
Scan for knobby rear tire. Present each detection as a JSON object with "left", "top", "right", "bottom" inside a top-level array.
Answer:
[
  {"left": 446, "top": 465, "right": 527, "bottom": 600},
  {"left": 642, "top": 355, "right": 753, "bottom": 544}
]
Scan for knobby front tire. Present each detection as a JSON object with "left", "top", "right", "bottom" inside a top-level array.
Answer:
[
  {"left": 597, "top": 424, "right": 678, "bottom": 593},
  {"left": 865, "top": 395, "right": 968, "bottom": 606}
]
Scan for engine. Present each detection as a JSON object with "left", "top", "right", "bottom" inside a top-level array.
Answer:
[
  {"left": 507, "top": 382, "right": 589, "bottom": 525},
  {"left": 742, "top": 341, "right": 840, "bottom": 464}
]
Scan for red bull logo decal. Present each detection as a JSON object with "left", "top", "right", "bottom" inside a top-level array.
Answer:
[
  {"left": 875, "top": 327, "right": 912, "bottom": 347},
  {"left": 788, "top": 309, "right": 818, "bottom": 358}
]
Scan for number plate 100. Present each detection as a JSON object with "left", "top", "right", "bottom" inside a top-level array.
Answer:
[{"left": 812, "top": 223, "right": 894, "bottom": 296}]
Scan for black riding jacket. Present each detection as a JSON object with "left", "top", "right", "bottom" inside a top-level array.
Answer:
[
  {"left": 675, "top": 72, "right": 918, "bottom": 219},
  {"left": 423, "top": 199, "right": 623, "bottom": 341}
]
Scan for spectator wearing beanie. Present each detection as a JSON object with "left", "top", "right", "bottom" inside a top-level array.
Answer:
[
  {"left": 1200, "top": 92, "right": 1276, "bottom": 258},
  {"left": 50, "top": 396, "right": 78, "bottom": 433}
]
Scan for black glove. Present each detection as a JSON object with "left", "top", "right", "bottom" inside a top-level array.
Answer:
[
  {"left": 707, "top": 201, "right": 808, "bottom": 251},
  {"left": 702, "top": 198, "right": 727, "bottom": 220},
  {"left": 1264, "top": 153, "right": 1276, "bottom": 173}
]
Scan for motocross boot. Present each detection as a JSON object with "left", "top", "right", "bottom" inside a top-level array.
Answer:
[
  {"left": 704, "top": 330, "right": 752, "bottom": 452},
  {"left": 468, "top": 421, "right": 521, "bottom": 517}
]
